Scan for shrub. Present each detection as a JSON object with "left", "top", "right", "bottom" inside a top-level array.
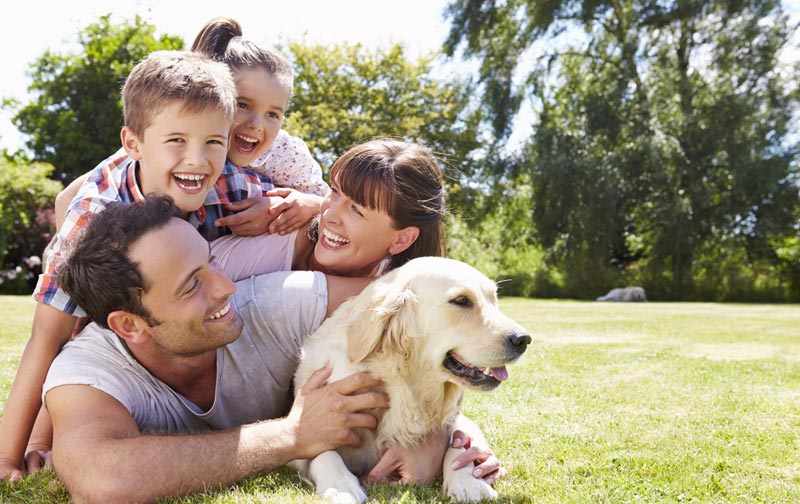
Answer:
[{"left": 0, "top": 157, "right": 61, "bottom": 294}]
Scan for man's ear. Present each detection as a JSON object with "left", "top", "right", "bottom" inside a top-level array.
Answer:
[
  {"left": 107, "top": 310, "right": 150, "bottom": 345},
  {"left": 120, "top": 126, "right": 143, "bottom": 160},
  {"left": 388, "top": 226, "right": 420, "bottom": 256}
]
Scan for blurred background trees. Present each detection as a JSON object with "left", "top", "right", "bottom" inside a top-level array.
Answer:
[{"left": 2, "top": 2, "right": 798, "bottom": 300}]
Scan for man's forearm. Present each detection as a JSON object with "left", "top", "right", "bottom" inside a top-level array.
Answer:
[{"left": 57, "top": 418, "right": 298, "bottom": 503}]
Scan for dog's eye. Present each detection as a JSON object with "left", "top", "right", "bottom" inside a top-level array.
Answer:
[{"left": 449, "top": 295, "right": 473, "bottom": 308}]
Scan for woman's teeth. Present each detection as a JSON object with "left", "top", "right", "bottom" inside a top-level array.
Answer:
[{"left": 322, "top": 228, "right": 349, "bottom": 248}]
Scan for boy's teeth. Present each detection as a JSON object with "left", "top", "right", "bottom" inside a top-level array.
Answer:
[{"left": 175, "top": 174, "right": 204, "bottom": 180}]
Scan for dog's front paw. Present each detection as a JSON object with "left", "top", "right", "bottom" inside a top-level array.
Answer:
[
  {"left": 443, "top": 466, "right": 498, "bottom": 502},
  {"left": 318, "top": 472, "right": 368, "bottom": 504}
]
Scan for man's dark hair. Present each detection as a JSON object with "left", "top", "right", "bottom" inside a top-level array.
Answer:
[{"left": 59, "top": 195, "right": 181, "bottom": 329}]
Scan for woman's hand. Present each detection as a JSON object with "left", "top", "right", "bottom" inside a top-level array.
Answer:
[{"left": 449, "top": 429, "right": 507, "bottom": 486}]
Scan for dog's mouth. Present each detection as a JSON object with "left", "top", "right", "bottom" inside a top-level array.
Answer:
[{"left": 443, "top": 351, "right": 508, "bottom": 390}]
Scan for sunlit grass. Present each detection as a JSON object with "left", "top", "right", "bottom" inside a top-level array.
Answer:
[{"left": 1, "top": 296, "right": 798, "bottom": 503}]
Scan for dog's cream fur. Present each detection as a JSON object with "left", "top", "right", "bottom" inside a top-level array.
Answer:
[{"left": 290, "top": 256, "right": 531, "bottom": 503}]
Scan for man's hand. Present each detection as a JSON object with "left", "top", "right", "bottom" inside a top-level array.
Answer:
[
  {"left": 286, "top": 366, "right": 389, "bottom": 460},
  {"left": 214, "top": 196, "right": 293, "bottom": 236},
  {"left": 265, "top": 188, "right": 323, "bottom": 235},
  {"left": 0, "top": 458, "right": 23, "bottom": 484},
  {"left": 449, "top": 430, "right": 506, "bottom": 486}
]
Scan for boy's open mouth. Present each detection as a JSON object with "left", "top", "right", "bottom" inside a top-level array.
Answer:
[{"left": 173, "top": 173, "right": 206, "bottom": 192}]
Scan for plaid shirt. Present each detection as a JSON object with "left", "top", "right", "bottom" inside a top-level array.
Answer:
[{"left": 33, "top": 148, "right": 274, "bottom": 316}]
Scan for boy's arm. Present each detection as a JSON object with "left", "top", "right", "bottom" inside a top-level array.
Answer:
[
  {"left": 47, "top": 367, "right": 387, "bottom": 502},
  {"left": 54, "top": 173, "right": 89, "bottom": 232},
  {"left": 0, "top": 304, "right": 76, "bottom": 481}
]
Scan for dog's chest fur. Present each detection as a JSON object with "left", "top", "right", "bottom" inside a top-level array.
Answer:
[{"left": 296, "top": 328, "right": 464, "bottom": 477}]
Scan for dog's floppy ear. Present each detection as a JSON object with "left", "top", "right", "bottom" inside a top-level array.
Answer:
[{"left": 346, "top": 278, "right": 418, "bottom": 362}]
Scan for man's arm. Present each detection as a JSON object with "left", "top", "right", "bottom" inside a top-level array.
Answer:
[{"left": 48, "top": 367, "right": 388, "bottom": 502}]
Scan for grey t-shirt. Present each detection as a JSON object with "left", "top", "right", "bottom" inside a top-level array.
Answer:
[{"left": 43, "top": 270, "right": 327, "bottom": 433}]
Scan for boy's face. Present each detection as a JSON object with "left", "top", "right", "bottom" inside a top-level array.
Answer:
[
  {"left": 227, "top": 69, "right": 290, "bottom": 168},
  {"left": 122, "top": 103, "right": 231, "bottom": 216}
]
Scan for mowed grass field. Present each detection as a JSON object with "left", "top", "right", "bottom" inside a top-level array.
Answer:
[{"left": 1, "top": 294, "right": 798, "bottom": 503}]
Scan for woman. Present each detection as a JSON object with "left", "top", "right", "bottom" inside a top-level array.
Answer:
[{"left": 212, "top": 137, "right": 446, "bottom": 282}]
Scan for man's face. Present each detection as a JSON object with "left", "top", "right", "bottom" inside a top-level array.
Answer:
[
  {"left": 125, "top": 102, "right": 231, "bottom": 217},
  {"left": 127, "top": 218, "right": 243, "bottom": 356}
]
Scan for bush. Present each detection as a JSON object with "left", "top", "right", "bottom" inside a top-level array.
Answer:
[{"left": 0, "top": 157, "right": 61, "bottom": 294}]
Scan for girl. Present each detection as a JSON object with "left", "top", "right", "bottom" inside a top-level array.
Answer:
[{"left": 192, "top": 17, "right": 329, "bottom": 236}]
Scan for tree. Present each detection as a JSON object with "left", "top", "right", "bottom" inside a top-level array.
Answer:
[
  {"left": 6, "top": 15, "right": 183, "bottom": 182},
  {"left": 281, "top": 40, "right": 486, "bottom": 214},
  {"left": 444, "top": 0, "right": 800, "bottom": 299}
]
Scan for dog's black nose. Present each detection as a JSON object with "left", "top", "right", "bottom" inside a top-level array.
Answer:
[{"left": 507, "top": 333, "right": 532, "bottom": 354}]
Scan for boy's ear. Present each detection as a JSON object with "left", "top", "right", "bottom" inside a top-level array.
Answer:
[
  {"left": 120, "top": 126, "right": 143, "bottom": 160},
  {"left": 388, "top": 226, "right": 420, "bottom": 256},
  {"left": 107, "top": 310, "right": 151, "bottom": 345}
]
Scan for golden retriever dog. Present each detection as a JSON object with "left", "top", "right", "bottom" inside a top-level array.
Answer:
[{"left": 290, "top": 256, "right": 531, "bottom": 503}]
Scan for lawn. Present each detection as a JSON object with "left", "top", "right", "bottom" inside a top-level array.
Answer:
[{"left": 1, "top": 295, "right": 799, "bottom": 503}]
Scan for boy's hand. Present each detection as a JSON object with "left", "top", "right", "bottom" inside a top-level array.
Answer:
[
  {"left": 215, "top": 196, "right": 293, "bottom": 236},
  {"left": 0, "top": 458, "right": 23, "bottom": 483},
  {"left": 265, "top": 188, "right": 323, "bottom": 235}
]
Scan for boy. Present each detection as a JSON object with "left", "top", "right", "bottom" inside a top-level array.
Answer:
[{"left": 0, "top": 49, "right": 282, "bottom": 482}]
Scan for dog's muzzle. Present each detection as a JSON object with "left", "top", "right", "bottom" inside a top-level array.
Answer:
[{"left": 506, "top": 332, "right": 531, "bottom": 356}]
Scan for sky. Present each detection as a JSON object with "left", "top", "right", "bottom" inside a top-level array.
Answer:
[{"left": 0, "top": 0, "right": 456, "bottom": 153}]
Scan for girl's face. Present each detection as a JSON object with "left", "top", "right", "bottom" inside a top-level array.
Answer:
[
  {"left": 313, "top": 181, "right": 416, "bottom": 277},
  {"left": 227, "top": 68, "right": 290, "bottom": 168}
]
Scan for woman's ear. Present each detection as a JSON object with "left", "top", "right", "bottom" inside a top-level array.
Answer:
[
  {"left": 388, "top": 226, "right": 420, "bottom": 256},
  {"left": 120, "top": 127, "right": 143, "bottom": 160},
  {"left": 107, "top": 310, "right": 150, "bottom": 346}
]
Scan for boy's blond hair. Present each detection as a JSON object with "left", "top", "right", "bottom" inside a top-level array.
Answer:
[{"left": 121, "top": 50, "right": 237, "bottom": 138}]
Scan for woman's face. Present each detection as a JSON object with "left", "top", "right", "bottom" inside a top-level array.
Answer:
[{"left": 313, "top": 182, "right": 411, "bottom": 277}]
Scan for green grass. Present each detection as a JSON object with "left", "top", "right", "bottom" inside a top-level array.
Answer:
[{"left": 1, "top": 295, "right": 799, "bottom": 503}]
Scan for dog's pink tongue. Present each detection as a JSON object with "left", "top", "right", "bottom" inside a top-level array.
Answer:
[{"left": 490, "top": 366, "right": 508, "bottom": 381}]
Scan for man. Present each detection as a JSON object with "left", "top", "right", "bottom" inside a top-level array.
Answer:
[
  {"left": 44, "top": 195, "right": 503, "bottom": 502},
  {"left": 43, "top": 195, "right": 384, "bottom": 502}
]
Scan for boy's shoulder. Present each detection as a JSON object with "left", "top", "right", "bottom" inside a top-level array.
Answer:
[
  {"left": 73, "top": 148, "right": 139, "bottom": 210},
  {"left": 210, "top": 160, "right": 274, "bottom": 202}
]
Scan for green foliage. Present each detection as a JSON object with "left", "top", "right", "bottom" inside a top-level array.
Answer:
[
  {"left": 0, "top": 157, "right": 61, "bottom": 293},
  {"left": 282, "top": 41, "right": 484, "bottom": 180},
  {"left": 445, "top": 0, "right": 800, "bottom": 300},
  {"left": 5, "top": 15, "right": 183, "bottom": 181}
]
